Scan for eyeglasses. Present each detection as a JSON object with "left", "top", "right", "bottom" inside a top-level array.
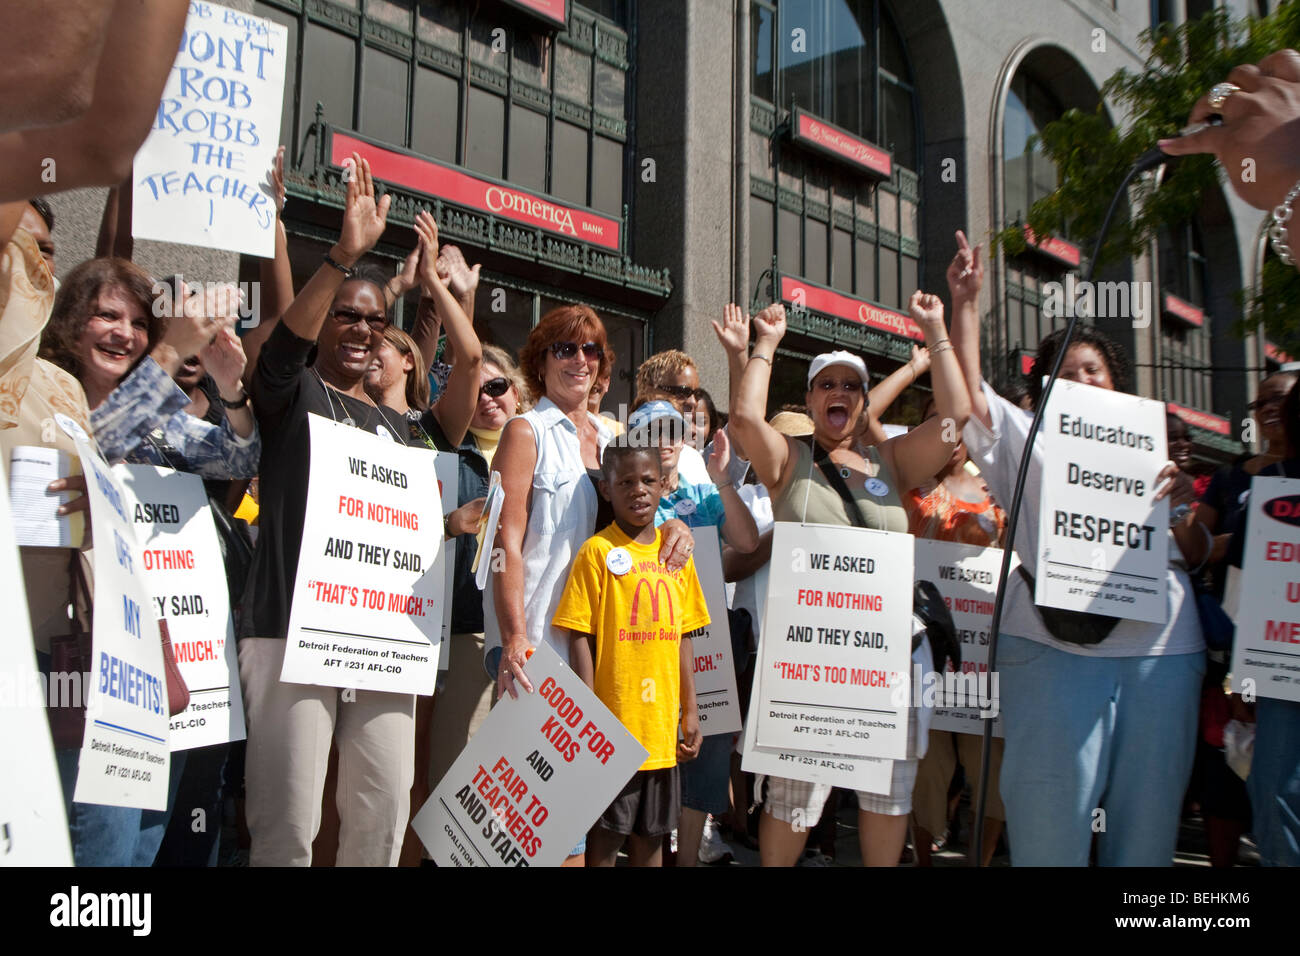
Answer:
[
  {"left": 550, "top": 341, "right": 602, "bottom": 360},
  {"left": 480, "top": 377, "right": 511, "bottom": 398},
  {"left": 330, "top": 308, "right": 388, "bottom": 332}
]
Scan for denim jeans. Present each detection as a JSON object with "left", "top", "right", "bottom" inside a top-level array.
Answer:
[
  {"left": 1248, "top": 696, "right": 1300, "bottom": 867},
  {"left": 55, "top": 747, "right": 144, "bottom": 867},
  {"left": 133, "top": 749, "right": 188, "bottom": 866},
  {"left": 996, "top": 634, "right": 1204, "bottom": 866}
]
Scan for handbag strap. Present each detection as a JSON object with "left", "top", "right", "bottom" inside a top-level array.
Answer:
[{"left": 801, "top": 435, "right": 870, "bottom": 529}]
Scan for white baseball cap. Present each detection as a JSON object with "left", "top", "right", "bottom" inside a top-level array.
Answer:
[{"left": 807, "top": 351, "right": 869, "bottom": 389}]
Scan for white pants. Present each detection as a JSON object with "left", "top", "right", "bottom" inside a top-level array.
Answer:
[{"left": 239, "top": 637, "right": 415, "bottom": 866}]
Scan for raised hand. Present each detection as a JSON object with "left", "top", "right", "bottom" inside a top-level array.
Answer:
[
  {"left": 711, "top": 303, "right": 751, "bottom": 355},
  {"left": 388, "top": 245, "right": 420, "bottom": 302},
  {"left": 751, "top": 302, "right": 787, "bottom": 345},
  {"left": 909, "top": 290, "right": 945, "bottom": 328},
  {"left": 335, "top": 153, "right": 391, "bottom": 263},
  {"left": 412, "top": 210, "right": 444, "bottom": 295},
  {"left": 946, "top": 230, "right": 983, "bottom": 302},
  {"left": 166, "top": 282, "right": 242, "bottom": 358},
  {"left": 705, "top": 427, "right": 731, "bottom": 484},
  {"left": 200, "top": 327, "right": 248, "bottom": 397},
  {"left": 436, "top": 244, "right": 481, "bottom": 302},
  {"left": 908, "top": 344, "right": 931, "bottom": 378},
  {"left": 260, "top": 144, "right": 286, "bottom": 216}
]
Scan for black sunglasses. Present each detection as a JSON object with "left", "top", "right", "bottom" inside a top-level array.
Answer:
[
  {"left": 656, "top": 383, "right": 695, "bottom": 398},
  {"left": 550, "top": 340, "right": 602, "bottom": 360},
  {"left": 330, "top": 308, "right": 388, "bottom": 332},
  {"left": 480, "top": 377, "right": 511, "bottom": 398}
]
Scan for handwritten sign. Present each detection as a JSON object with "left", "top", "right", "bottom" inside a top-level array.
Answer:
[
  {"left": 412, "top": 643, "right": 646, "bottom": 866},
  {"left": 132, "top": 2, "right": 288, "bottom": 256}
]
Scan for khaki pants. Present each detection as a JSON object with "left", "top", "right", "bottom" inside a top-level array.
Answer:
[
  {"left": 239, "top": 637, "right": 415, "bottom": 866},
  {"left": 912, "top": 729, "right": 1005, "bottom": 836},
  {"left": 428, "top": 632, "right": 495, "bottom": 789}
]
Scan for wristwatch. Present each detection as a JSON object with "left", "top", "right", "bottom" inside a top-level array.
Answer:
[{"left": 220, "top": 391, "right": 251, "bottom": 410}]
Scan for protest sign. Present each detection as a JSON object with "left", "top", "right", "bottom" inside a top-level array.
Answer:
[
  {"left": 687, "top": 527, "right": 741, "bottom": 735},
  {"left": 1231, "top": 476, "right": 1300, "bottom": 702},
  {"left": 412, "top": 643, "right": 646, "bottom": 866},
  {"left": 0, "top": 469, "right": 73, "bottom": 866},
  {"left": 281, "top": 415, "right": 444, "bottom": 695},
  {"left": 115, "top": 465, "right": 245, "bottom": 750},
  {"left": 132, "top": 2, "right": 288, "bottom": 257},
  {"left": 912, "top": 539, "right": 1005, "bottom": 736},
  {"left": 69, "top": 431, "right": 169, "bottom": 811},
  {"left": 1035, "top": 381, "right": 1169, "bottom": 624},
  {"left": 752, "top": 522, "right": 914, "bottom": 759},
  {"left": 740, "top": 700, "right": 893, "bottom": 794}
]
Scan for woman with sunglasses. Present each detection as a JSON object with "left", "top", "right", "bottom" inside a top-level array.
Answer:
[
  {"left": 419, "top": 345, "right": 529, "bottom": 804},
  {"left": 726, "top": 292, "right": 971, "bottom": 867},
  {"left": 237, "top": 155, "right": 479, "bottom": 867},
  {"left": 488, "top": 308, "right": 694, "bottom": 865}
]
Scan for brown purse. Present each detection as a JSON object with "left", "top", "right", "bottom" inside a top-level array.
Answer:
[
  {"left": 158, "top": 618, "right": 190, "bottom": 717},
  {"left": 46, "top": 551, "right": 94, "bottom": 749}
]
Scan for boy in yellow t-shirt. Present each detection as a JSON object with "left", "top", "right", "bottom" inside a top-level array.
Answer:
[{"left": 554, "top": 438, "right": 709, "bottom": 867}]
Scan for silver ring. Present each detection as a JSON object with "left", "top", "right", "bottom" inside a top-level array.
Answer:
[{"left": 1207, "top": 82, "right": 1241, "bottom": 112}]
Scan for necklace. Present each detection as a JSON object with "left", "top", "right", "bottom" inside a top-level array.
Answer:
[{"left": 312, "top": 368, "right": 403, "bottom": 439}]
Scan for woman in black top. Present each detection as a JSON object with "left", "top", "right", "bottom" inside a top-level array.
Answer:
[{"left": 238, "top": 154, "right": 480, "bottom": 866}]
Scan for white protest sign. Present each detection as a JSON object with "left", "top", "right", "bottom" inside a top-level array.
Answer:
[
  {"left": 913, "top": 539, "right": 1005, "bottom": 736},
  {"left": 474, "top": 471, "right": 504, "bottom": 590},
  {"left": 412, "top": 643, "right": 646, "bottom": 866},
  {"left": 281, "top": 415, "right": 443, "bottom": 695},
  {"left": 686, "top": 527, "right": 741, "bottom": 736},
  {"left": 752, "top": 522, "right": 914, "bottom": 759},
  {"left": 1231, "top": 477, "right": 1300, "bottom": 702},
  {"left": 0, "top": 468, "right": 73, "bottom": 866},
  {"left": 132, "top": 2, "right": 288, "bottom": 257},
  {"left": 71, "top": 437, "right": 169, "bottom": 811},
  {"left": 740, "top": 699, "right": 892, "bottom": 794},
  {"left": 114, "top": 465, "right": 245, "bottom": 750},
  {"left": 435, "top": 453, "right": 458, "bottom": 671},
  {"left": 1035, "top": 381, "right": 1168, "bottom": 623}
]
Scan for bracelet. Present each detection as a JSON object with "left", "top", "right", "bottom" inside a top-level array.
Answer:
[
  {"left": 928, "top": 340, "right": 954, "bottom": 357},
  {"left": 220, "top": 391, "right": 250, "bottom": 409},
  {"left": 323, "top": 252, "right": 355, "bottom": 277},
  {"left": 443, "top": 515, "right": 453, "bottom": 538},
  {"left": 1270, "top": 177, "right": 1300, "bottom": 267},
  {"left": 715, "top": 479, "right": 735, "bottom": 491},
  {"left": 749, "top": 352, "right": 773, "bottom": 366}
]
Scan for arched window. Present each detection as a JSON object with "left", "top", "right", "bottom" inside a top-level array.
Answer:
[{"left": 1001, "top": 71, "right": 1071, "bottom": 363}]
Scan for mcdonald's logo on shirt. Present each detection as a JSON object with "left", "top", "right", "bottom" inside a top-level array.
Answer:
[{"left": 631, "top": 577, "right": 676, "bottom": 627}]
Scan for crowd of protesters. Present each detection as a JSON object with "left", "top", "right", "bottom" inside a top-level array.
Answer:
[{"left": 3, "top": 23, "right": 1300, "bottom": 867}]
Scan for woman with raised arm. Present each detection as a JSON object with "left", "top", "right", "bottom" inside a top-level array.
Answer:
[
  {"left": 947, "top": 230, "right": 1207, "bottom": 866},
  {"left": 725, "top": 293, "right": 970, "bottom": 867},
  {"left": 236, "top": 155, "right": 473, "bottom": 867}
]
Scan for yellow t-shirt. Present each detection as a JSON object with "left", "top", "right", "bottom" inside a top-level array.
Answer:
[{"left": 553, "top": 523, "right": 710, "bottom": 770}]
